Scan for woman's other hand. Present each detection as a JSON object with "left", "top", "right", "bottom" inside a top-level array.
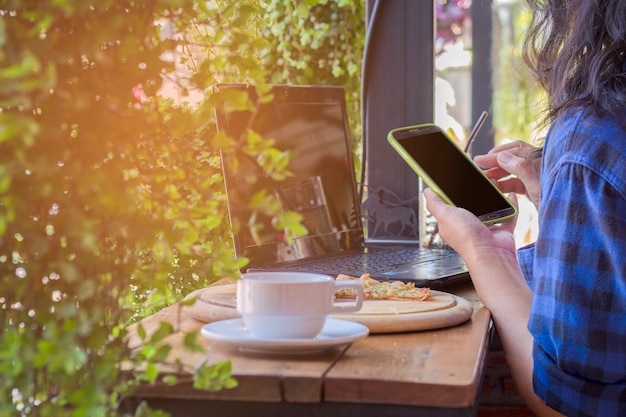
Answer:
[{"left": 474, "top": 141, "right": 542, "bottom": 208}]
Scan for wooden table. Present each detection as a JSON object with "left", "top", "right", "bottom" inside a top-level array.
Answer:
[{"left": 123, "top": 279, "right": 492, "bottom": 417}]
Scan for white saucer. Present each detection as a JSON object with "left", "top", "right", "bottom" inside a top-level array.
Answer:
[{"left": 201, "top": 318, "right": 369, "bottom": 354}]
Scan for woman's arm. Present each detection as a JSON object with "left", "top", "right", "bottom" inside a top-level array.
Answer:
[{"left": 423, "top": 189, "right": 563, "bottom": 417}]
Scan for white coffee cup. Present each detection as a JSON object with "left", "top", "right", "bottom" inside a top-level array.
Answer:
[{"left": 236, "top": 272, "right": 364, "bottom": 339}]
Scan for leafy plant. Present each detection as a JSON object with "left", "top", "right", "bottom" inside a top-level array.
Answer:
[
  {"left": 257, "top": 0, "right": 365, "bottom": 161},
  {"left": 492, "top": 1, "right": 545, "bottom": 144},
  {"left": 0, "top": 0, "right": 365, "bottom": 416}
]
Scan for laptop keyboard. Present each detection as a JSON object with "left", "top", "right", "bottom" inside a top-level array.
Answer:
[{"left": 281, "top": 247, "right": 454, "bottom": 276}]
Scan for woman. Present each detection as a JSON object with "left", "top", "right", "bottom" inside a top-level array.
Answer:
[{"left": 424, "top": 1, "right": 626, "bottom": 416}]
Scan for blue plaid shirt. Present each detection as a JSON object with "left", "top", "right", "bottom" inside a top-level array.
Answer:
[{"left": 517, "top": 107, "right": 626, "bottom": 416}]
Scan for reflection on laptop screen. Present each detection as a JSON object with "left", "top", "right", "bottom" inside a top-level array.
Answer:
[{"left": 215, "top": 85, "right": 364, "bottom": 269}]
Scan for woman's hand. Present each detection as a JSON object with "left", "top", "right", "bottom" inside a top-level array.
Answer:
[
  {"left": 473, "top": 141, "right": 542, "bottom": 208},
  {"left": 423, "top": 188, "right": 518, "bottom": 263}
]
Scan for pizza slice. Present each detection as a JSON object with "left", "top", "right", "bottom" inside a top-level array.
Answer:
[{"left": 335, "top": 273, "right": 430, "bottom": 301}]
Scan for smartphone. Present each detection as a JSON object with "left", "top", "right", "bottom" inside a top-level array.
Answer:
[{"left": 388, "top": 123, "right": 517, "bottom": 225}]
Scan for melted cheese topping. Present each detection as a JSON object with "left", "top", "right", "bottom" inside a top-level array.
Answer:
[{"left": 336, "top": 273, "right": 430, "bottom": 300}]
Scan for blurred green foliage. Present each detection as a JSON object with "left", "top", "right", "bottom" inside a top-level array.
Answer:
[
  {"left": 492, "top": 1, "right": 544, "bottom": 144},
  {"left": 0, "top": 0, "right": 364, "bottom": 416}
]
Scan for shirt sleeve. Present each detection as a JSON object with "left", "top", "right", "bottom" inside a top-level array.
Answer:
[{"left": 528, "top": 161, "right": 626, "bottom": 416}]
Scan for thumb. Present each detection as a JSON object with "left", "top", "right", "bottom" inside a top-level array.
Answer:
[{"left": 423, "top": 188, "right": 446, "bottom": 217}]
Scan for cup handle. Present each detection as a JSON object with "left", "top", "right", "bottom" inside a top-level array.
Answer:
[{"left": 331, "top": 280, "right": 364, "bottom": 313}]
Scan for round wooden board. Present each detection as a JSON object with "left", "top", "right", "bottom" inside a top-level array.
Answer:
[
  {"left": 185, "top": 284, "right": 472, "bottom": 334},
  {"left": 184, "top": 285, "right": 240, "bottom": 323}
]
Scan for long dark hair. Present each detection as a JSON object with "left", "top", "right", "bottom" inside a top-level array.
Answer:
[{"left": 523, "top": 0, "right": 626, "bottom": 122}]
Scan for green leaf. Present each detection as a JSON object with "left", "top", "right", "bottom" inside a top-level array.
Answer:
[
  {"left": 144, "top": 361, "right": 159, "bottom": 383},
  {"left": 163, "top": 375, "right": 178, "bottom": 385},
  {"left": 148, "top": 322, "right": 174, "bottom": 345},
  {"left": 223, "top": 377, "right": 239, "bottom": 389},
  {"left": 0, "top": 173, "right": 10, "bottom": 194},
  {"left": 150, "top": 345, "right": 172, "bottom": 362},
  {"left": 137, "top": 323, "right": 147, "bottom": 341},
  {"left": 78, "top": 280, "right": 96, "bottom": 300},
  {"left": 183, "top": 330, "right": 204, "bottom": 353},
  {"left": 193, "top": 360, "right": 237, "bottom": 391},
  {"left": 180, "top": 296, "right": 198, "bottom": 306},
  {"left": 0, "top": 13, "right": 5, "bottom": 47}
]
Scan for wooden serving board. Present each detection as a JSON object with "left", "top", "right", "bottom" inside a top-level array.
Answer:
[{"left": 185, "top": 284, "right": 472, "bottom": 334}]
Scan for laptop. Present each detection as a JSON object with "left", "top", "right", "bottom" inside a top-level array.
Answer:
[{"left": 214, "top": 84, "right": 468, "bottom": 287}]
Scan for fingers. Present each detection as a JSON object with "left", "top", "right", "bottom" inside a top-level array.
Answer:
[
  {"left": 474, "top": 140, "right": 542, "bottom": 208},
  {"left": 495, "top": 177, "right": 528, "bottom": 195},
  {"left": 487, "top": 140, "right": 535, "bottom": 155},
  {"left": 475, "top": 140, "right": 537, "bottom": 171},
  {"left": 482, "top": 166, "right": 511, "bottom": 181},
  {"left": 480, "top": 164, "right": 528, "bottom": 196},
  {"left": 474, "top": 153, "right": 499, "bottom": 170},
  {"left": 423, "top": 188, "right": 518, "bottom": 258},
  {"left": 495, "top": 151, "right": 536, "bottom": 182},
  {"left": 423, "top": 188, "right": 480, "bottom": 232}
]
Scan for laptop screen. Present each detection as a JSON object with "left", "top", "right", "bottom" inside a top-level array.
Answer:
[{"left": 215, "top": 84, "right": 365, "bottom": 269}]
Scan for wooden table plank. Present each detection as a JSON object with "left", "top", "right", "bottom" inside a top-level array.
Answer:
[
  {"left": 128, "top": 298, "right": 347, "bottom": 403},
  {"left": 324, "top": 306, "right": 490, "bottom": 407},
  {"left": 324, "top": 281, "right": 490, "bottom": 408}
]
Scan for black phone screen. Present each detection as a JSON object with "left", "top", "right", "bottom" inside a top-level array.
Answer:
[{"left": 394, "top": 128, "right": 514, "bottom": 220}]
